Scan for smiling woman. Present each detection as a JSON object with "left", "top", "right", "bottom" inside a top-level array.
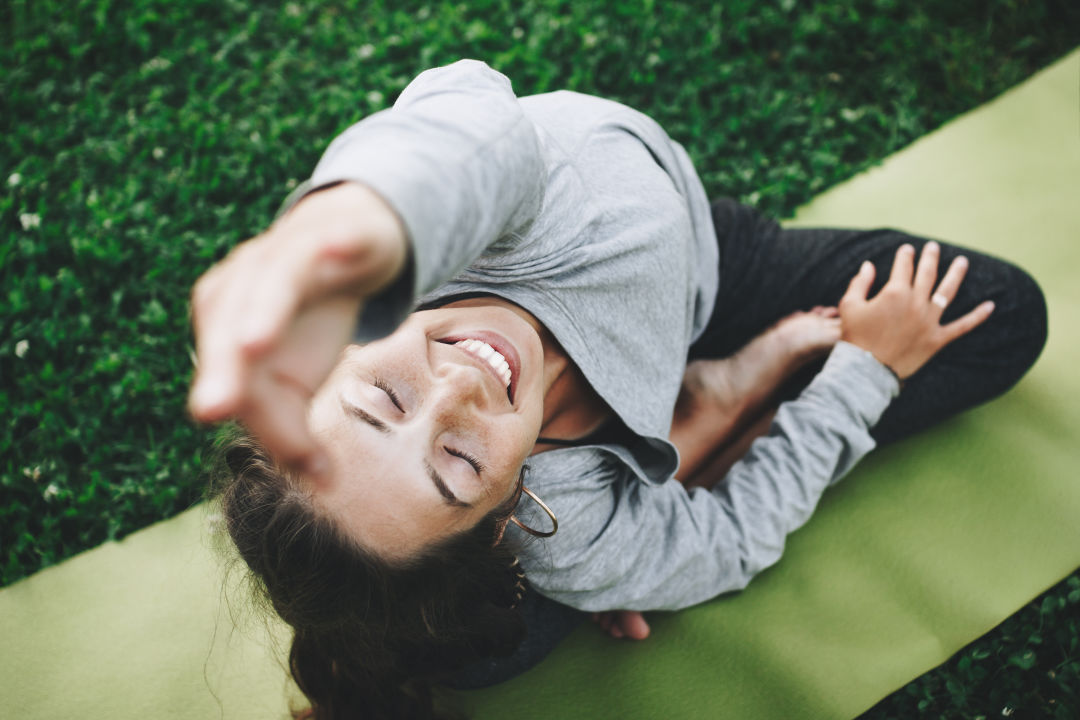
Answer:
[
  {"left": 293, "top": 291, "right": 610, "bottom": 561},
  {"left": 190, "top": 60, "right": 1045, "bottom": 719},
  {"left": 305, "top": 305, "right": 549, "bottom": 556}
]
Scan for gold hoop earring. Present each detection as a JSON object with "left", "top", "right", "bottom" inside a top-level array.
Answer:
[{"left": 509, "top": 486, "right": 558, "bottom": 538}]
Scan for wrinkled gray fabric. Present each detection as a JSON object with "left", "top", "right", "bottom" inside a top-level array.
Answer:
[{"left": 284, "top": 59, "right": 899, "bottom": 611}]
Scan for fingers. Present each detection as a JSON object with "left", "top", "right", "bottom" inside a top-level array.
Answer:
[
  {"left": 842, "top": 261, "right": 876, "bottom": 304},
  {"left": 913, "top": 241, "right": 940, "bottom": 297},
  {"left": 238, "top": 254, "right": 305, "bottom": 353},
  {"left": 888, "top": 243, "right": 916, "bottom": 286},
  {"left": 189, "top": 236, "right": 313, "bottom": 422},
  {"left": 940, "top": 299, "right": 995, "bottom": 345},
  {"left": 189, "top": 271, "right": 251, "bottom": 421},
  {"left": 189, "top": 364, "right": 244, "bottom": 422},
  {"left": 241, "top": 367, "right": 329, "bottom": 477},
  {"left": 929, "top": 255, "right": 970, "bottom": 314}
]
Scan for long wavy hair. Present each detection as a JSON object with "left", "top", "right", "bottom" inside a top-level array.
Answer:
[{"left": 209, "top": 426, "right": 528, "bottom": 720}]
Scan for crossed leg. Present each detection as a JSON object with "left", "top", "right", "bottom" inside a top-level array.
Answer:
[{"left": 691, "top": 199, "right": 1047, "bottom": 445}]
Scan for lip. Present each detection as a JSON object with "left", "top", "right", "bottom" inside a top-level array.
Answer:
[{"left": 437, "top": 329, "right": 521, "bottom": 405}]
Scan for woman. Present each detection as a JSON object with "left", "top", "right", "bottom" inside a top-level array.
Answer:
[{"left": 190, "top": 60, "right": 1046, "bottom": 718}]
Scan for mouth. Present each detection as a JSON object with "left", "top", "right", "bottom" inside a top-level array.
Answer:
[{"left": 437, "top": 330, "right": 521, "bottom": 404}]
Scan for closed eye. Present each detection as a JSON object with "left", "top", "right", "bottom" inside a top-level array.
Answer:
[
  {"left": 373, "top": 377, "right": 404, "bottom": 412},
  {"left": 445, "top": 446, "right": 485, "bottom": 475}
]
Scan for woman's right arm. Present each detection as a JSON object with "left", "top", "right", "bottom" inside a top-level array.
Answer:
[
  {"left": 188, "top": 181, "right": 407, "bottom": 474},
  {"left": 188, "top": 60, "right": 545, "bottom": 474}
]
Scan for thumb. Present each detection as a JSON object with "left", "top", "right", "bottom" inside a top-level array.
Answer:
[{"left": 843, "top": 261, "right": 876, "bottom": 304}]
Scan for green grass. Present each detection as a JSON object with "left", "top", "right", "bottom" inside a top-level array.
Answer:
[{"left": 1, "top": 0, "right": 1077, "bottom": 716}]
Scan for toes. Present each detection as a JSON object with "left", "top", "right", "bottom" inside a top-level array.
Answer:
[
  {"left": 593, "top": 611, "right": 651, "bottom": 640},
  {"left": 619, "top": 611, "right": 651, "bottom": 640}
]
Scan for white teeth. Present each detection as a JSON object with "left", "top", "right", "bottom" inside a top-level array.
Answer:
[{"left": 454, "top": 339, "right": 512, "bottom": 390}]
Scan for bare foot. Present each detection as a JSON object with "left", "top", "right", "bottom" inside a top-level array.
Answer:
[
  {"left": 671, "top": 308, "right": 841, "bottom": 478},
  {"left": 590, "top": 610, "right": 651, "bottom": 640}
]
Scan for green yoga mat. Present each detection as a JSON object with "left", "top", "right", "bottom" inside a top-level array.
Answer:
[{"left": 3, "top": 50, "right": 1078, "bottom": 720}]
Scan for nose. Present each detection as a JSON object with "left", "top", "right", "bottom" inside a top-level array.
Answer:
[{"left": 430, "top": 348, "right": 495, "bottom": 414}]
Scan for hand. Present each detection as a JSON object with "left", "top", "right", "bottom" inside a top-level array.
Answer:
[
  {"left": 188, "top": 182, "right": 407, "bottom": 475},
  {"left": 590, "top": 610, "right": 651, "bottom": 640},
  {"left": 839, "top": 242, "right": 994, "bottom": 380}
]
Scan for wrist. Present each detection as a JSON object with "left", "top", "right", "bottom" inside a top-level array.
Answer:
[
  {"left": 834, "top": 341, "right": 904, "bottom": 396},
  {"left": 282, "top": 181, "right": 408, "bottom": 297},
  {"left": 880, "top": 362, "right": 905, "bottom": 392}
]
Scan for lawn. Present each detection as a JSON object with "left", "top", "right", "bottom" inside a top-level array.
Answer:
[{"left": 2, "top": 0, "right": 1078, "bottom": 716}]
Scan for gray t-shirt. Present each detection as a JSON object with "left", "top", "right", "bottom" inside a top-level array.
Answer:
[{"left": 285, "top": 59, "right": 899, "bottom": 611}]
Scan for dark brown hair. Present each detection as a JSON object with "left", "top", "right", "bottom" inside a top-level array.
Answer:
[{"left": 209, "top": 426, "right": 527, "bottom": 720}]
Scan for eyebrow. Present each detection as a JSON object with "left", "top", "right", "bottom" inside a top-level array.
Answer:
[
  {"left": 424, "top": 461, "right": 472, "bottom": 508},
  {"left": 341, "top": 400, "right": 390, "bottom": 434},
  {"left": 340, "top": 398, "right": 471, "bottom": 509}
]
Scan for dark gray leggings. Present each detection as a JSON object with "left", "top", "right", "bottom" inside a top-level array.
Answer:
[{"left": 447, "top": 198, "right": 1048, "bottom": 689}]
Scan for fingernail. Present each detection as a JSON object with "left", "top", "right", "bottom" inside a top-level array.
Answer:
[
  {"left": 957, "top": 255, "right": 969, "bottom": 268},
  {"left": 192, "top": 377, "right": 229, "bottom": 410},
  {"left": 984, "top": 300, "right": 995, "bottom": 312},
  {"left": 926, "top": 241, "right": 939, "bottom": 252},
  {"left": 902, "top": 244, "right": 914, "bottom": 253},
  {"left": 861, "top": 261, "right": 873, "bottom": 272}
]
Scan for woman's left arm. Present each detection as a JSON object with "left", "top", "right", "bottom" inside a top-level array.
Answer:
[
  {"left": 528, "top": 344, "right": 898, "bottom": 612},
  {"left": 529, "top": 244, "right": 993, "bottom": 612}
]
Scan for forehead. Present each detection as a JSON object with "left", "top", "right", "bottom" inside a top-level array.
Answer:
[{"left": 307, "top": 391, "right": 477, "bottom": 558}]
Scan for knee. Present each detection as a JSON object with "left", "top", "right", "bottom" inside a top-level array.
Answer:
[
  {"left": 976, "top": 259, "right": 1048, "bottom": 390},
  {"left": 1001, "top": 262, "right": 1048, "bottom": 371}
]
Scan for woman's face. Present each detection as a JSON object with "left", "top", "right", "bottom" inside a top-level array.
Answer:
[{"left": 306, "top": 302, "right": 548, "bottom": 559}]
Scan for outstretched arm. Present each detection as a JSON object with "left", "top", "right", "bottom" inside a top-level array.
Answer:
[
  {"left": 188, "top": 60, "right": 545, "bottom": 475},
  {"left": 188, "top": 182, "right": 406, "bottom": 475}
]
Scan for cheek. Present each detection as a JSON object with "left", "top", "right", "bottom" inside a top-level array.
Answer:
[{"left": 500, "top": 418, "right": 539, "bottom": 471}]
